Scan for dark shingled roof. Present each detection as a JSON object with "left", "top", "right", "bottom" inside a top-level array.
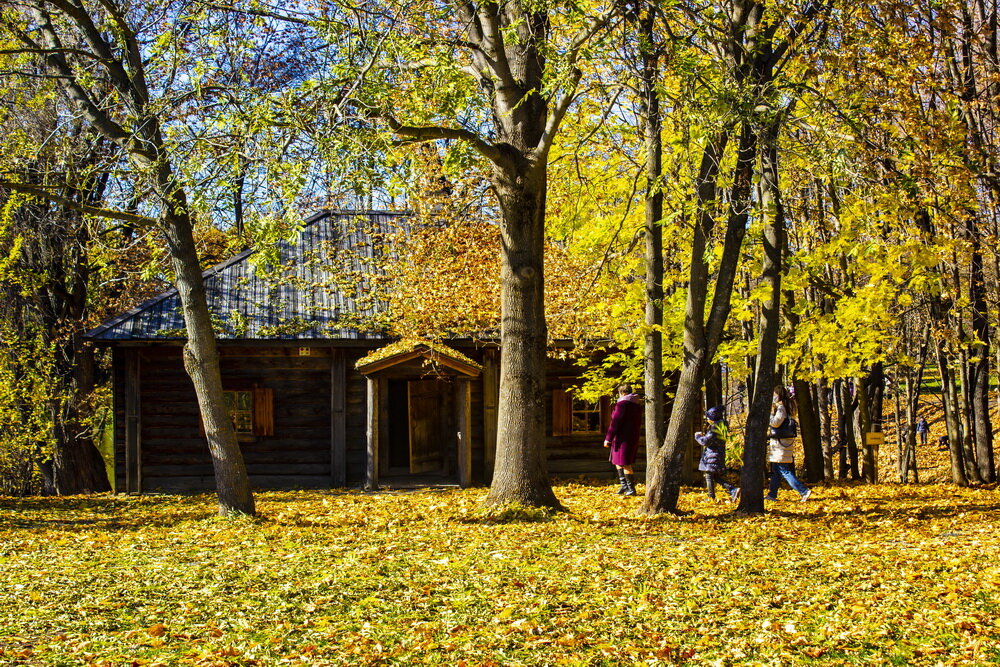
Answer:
[{"left": 86, "top": 210, "right": 404, "bottom": 342}]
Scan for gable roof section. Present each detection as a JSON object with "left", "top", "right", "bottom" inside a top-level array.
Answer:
[
  {"left": 86, "top": 210, "right": 405, "bottom": 342},
  {"left": 356, "top": 339, "right": 483, "bottom": 376}
]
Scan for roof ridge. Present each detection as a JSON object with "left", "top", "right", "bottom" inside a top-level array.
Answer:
[{"left": 84, "top": 209, "right": 408, "bottom": 341}]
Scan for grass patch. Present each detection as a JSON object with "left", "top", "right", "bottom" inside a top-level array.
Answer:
[{"left": 1, "top": 482, "right": 999, "bottom": 665}]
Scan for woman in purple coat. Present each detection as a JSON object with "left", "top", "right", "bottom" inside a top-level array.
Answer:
[{"left": 603, "top": 384, "right": 643, "bottom": 496}]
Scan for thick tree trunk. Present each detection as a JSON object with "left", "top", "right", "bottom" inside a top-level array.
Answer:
[
  {"left": 486, "top": 170, "right": 561, "bottom": 509},
  {"left": 51, "top": 331, "right": 110, "bottom": 494}
]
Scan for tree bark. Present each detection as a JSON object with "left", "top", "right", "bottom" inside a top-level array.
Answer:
[
  {"left": 794, "top": 378, "right": 823, "bottom": 483},
  {"left": 25, "top": 0, "right": 255, "bottom": 515},
  {"left": 967, "top": 215, "right": 995, "bottom": 482},
  {"left": 639, "top": 124, "right": 751, "bottom": 516},
  {"left": 486, "top": 167, "right": 561, "bottom": 509},
  {"left": 817, "top": 377, "right": 835, "bottom": 479},
  {"left": 635, "top": 0, "right": 666, "bottom": 461},
  {"left": 737, "top": 117, "right": 784, "bottom": 515}
]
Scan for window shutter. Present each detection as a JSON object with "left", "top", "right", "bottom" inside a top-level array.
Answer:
[
  {"left": 552, "top": 388, "right": 572, "bottom": 436},
  {"left": 253, "top": 387, "right": 274, "bottom": 436},
  {"left": 600, "top": 396, "right": 612, "bottom": 434}
]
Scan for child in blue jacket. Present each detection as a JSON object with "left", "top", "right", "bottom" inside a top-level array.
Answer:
[{"left": 695, "top": 406, "right": 740, "bottom": 502}]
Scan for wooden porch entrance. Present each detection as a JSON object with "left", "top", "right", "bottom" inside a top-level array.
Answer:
[
  {"left": 384, "top": 379, "right": 455, "bottom": 479},
  {"left": 356, "top": 340, "right": 482, "bottom": 490}
]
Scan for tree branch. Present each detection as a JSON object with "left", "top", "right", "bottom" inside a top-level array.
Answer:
[
  {"left": 533, "top": 11, "right": 615, "bottom": 162},
  {"left": 14, "top": 11, "right": 138, "bottom": 153},
  {"left": 381, "top": 114, "right": 505, "bottom": 168},
  {"left": 0, "top": 181, "right": 156, "bottom": 226}
]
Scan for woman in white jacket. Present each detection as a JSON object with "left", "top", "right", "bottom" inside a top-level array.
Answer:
[{"left": 765, "top": 385, "right": 812, "bottom": 502}]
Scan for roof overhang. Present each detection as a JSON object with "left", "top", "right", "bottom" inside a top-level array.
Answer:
[{"left": 356, "top": 339, "right": 482, "bottom": 377}]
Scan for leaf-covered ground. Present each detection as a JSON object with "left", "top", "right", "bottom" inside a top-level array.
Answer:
[{"left": 2, "top": 482, "right": 999, "bottom": 666}]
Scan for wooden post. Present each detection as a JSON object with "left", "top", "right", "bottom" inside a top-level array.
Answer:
[
  {"left": 482, "top": 348, "right": 499, "bottom": 483},
  {"left": 365, "top": 376, "right": 380, "bottom": 490},
  {"left": 124, "top": 348, "right": 141, "bottom": 494},
  {"left": 330, "top": 349, "right": 347, "bottom": 488},
  {"left": 457, "top": 378, "right": 473, "bottom": 488}
]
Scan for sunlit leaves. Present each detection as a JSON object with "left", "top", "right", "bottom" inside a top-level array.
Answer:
[{"left": 2, "top": 482, "right": 1000, "bottom": 664}]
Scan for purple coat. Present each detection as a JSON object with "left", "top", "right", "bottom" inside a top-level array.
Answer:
[
  {"left": 696, "top": 426, "right": 726, "bottom": 473},
  {"left": 605, "top": 394, "right": 642, "bottom": 466}
]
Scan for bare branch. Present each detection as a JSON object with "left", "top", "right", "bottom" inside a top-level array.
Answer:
[
  {"left": 533, "top": 11, "right": 616, "bottom": 162},
  {"left": 0, "top": 181, "right": 156, "bottom": 226}
]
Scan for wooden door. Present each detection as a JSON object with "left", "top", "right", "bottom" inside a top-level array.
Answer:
[{"left": 408, "top": 380, "right": 444, "bottom": 474}]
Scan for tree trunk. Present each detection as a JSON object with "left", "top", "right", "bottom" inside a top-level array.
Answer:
[
  {"left": 836, "top": 380, "right": 858, "bottom": 479},
  {"left": 485, "top": 168, "right": 561, "bottom": 509},
  {"left": 637, "top": 0, "right": 665, "bottom": 461},
  {"left": 817, "top": 377, "right": 835, "bottom": 479},
  {"left": 738, "top": 118, "right": 784, "bottom": 514},
  {"left": 795, "top": 378, "right": 823, "bottom": 483},
  {"left": 639, "top": 123, "right": 754, "bottom": 516},
  {"left": 28, "top": 0, "right": 255, "bottom": 515},
  {"left": 51, "top": 330, "right": 110, "bottom": 494},
  {"left": 968, "top": 215, "right": 995, "bottom": 481},
  {"left": 162, "top": 204, "right": 256, "bottom": 516},
  {"left": 936, "top": 344, "right": 970, "bottom": 485}
]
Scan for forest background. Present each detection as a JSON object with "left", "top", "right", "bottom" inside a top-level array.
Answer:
[
  {"left": 2, "top": 0, "right": 1000, "bottom": 664},
  {"left": 2, "top": 0, "right": 998, "bottom": 506},
  {"left": 0, "top": 1, "right": 1000, "bottom": 513}
]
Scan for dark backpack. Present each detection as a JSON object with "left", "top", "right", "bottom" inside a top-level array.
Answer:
[{"left": 770, "top": 417, "right": 798, "bottom": 439}]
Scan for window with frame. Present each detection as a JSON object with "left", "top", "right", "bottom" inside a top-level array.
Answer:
[
  {"left": 552, "top": 387, "right": 611, "bottom": 436},
  {"left": 201, "top": 386, "right": 274, "bottom": 438},
  {"left": 571, "top": 397, "right": 602, "bottom": 433},
  {"left": 224, "top": 390, "right": 254, "bottom": 434}
]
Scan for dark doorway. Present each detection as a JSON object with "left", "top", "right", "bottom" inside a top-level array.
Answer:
[{"left": 384, "top": 379, "right": 454, "bottom": 479}]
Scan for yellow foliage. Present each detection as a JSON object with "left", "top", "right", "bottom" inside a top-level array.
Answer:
[{"left": 2, "top": 482, "right": 999, "bottom": 665}]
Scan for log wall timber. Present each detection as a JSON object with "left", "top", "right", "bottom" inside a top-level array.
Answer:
[
  {"left": 456, "top": 378, "right": 472, "bottom": 487},
  {"left": 135, "top": 346, "right": 336, "bottom": 491},
  {"left": 365, "top": 376, "right": 379, "bottom": 490},
  {"left": 482, "top": 348, "right": 499, "bottom": 483},
  {"left": 543, "top": 357, "right": 647, "bottom": 480},
  {"left": 124, "top": 348, "right": 141, "bottom": 492},
  {"left": 108, "top": 342, "right": 627, "bottom": 491},
  {"left": 331, "top": 349, "right": 347, "bottom": 487}
]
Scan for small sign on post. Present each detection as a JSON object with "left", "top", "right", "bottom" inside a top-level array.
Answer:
[{"left": 865, "top": 432, "right": 885, "bottom": 447}]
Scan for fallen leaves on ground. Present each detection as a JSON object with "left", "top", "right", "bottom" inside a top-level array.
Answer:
[{"left": 1, "top": 482, "right": 999, "bottom": 665}]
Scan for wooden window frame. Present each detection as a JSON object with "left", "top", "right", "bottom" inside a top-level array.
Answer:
[
  {"left": 200, "top": 385, "right": 274, "bottom": 441},
  {"left": 552, "top": 386, "right": 611, "bottom": 437}
]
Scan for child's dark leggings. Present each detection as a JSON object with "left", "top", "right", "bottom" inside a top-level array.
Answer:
[{"left": 704, "top": 472, "right": 735, "bottom": 498}]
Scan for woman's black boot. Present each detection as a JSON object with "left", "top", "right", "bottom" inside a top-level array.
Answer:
[
  {"left": 623, "top": 473, "right": 637, "bottom": 496},
  {"left": 615, "top": 468, "right": 628, "bottom": 495}
]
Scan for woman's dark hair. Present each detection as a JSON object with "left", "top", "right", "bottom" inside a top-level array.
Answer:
[
  {"left": 773, "top": 385, "right": 797, "bottom": 415},
  {"left": 617, "top": 383, "right": 632, "bottom": 395}
]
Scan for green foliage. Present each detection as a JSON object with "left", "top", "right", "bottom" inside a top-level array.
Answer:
[{"left": 0, "top": 324, "right": 55, "bottom": 495}]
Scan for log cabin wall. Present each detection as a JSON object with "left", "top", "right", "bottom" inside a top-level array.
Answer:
[
  {"left": 544, "top": 357, "right": 647, "bottom": 480},
  {"left": 112, "top": 343, "right": 492, "bottom": 492},
  {"left": 111, "top": 345, "right": 369, "bottom": 491},
  {"left": 110, "top": 340, "right": 642, "bottom": 492}
]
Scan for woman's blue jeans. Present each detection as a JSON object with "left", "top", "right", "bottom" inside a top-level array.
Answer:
[{"left": 768, "top": 462, "right": 808, "bottom": 497}]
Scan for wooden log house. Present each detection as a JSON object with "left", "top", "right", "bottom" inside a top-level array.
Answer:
[{"left": 87, "top": 210, "right": 655, "bottom": 493}]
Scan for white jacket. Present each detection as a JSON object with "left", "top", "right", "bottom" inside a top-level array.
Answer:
[{"left": 767, "top": 403, "right": 795, "bottom": 463}]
